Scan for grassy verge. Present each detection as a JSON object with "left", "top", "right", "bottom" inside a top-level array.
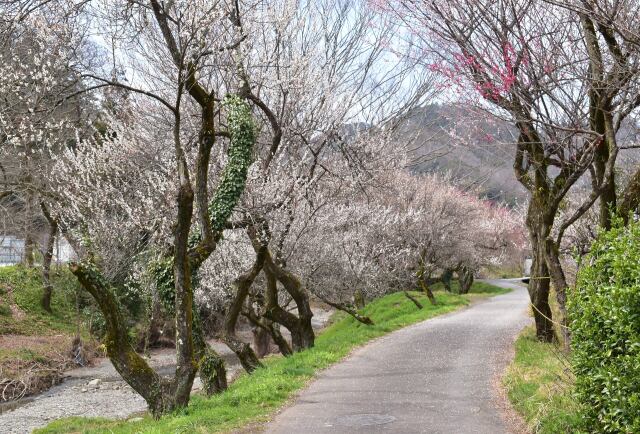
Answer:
[
  {"left": 0, "top": 265, "right": 95, "bottom": 401},
  {"left": 37, "top": 282, "right": 509, "bottom": 434},
  {"left": 502, "top": 326, "right": 582, "bottom": 433},
  {"left": 0, "top": 265, "right": 85, "bottom": 336}
]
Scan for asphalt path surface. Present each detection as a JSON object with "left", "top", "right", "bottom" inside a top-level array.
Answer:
[{"left": 265, "top": 280, "right": 531, "bottom": 434}]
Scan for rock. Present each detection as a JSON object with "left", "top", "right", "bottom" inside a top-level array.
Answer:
[
  {"left": 81, "top": 388, "right": 88, "bottom": 393},
  {"left": 128, "top": 417, "right": 144, "bottom": 423},
  {"left": 88, "top": 379, "right": 102, "bottom": 387}
]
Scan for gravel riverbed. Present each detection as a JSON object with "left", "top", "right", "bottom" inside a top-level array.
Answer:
[
  {"left": 0, "top": 341, "right": 241, "bottom": 434},
  {"left": 0, "top": 307, "right": 333, "bottom": 434}
]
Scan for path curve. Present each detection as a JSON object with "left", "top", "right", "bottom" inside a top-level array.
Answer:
[{"left": 265, "top": 280, "right": 531, "bottom": 434}]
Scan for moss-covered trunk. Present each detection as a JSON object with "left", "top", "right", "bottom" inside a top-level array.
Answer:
[
  {"left": 70, "top": 263, "right": 184, "bottom": 418},
  {"left": 526, "top": 210, "right": 556, "bottom": 343},
  {"left": 544, "top": 238, "right": 570, "bottom": 350}
]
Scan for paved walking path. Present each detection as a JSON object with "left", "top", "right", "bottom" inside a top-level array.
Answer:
[{"left": 265, "top": 280, "right": 530, "bottom": 434}]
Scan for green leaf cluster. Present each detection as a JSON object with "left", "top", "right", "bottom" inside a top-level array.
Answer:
[
  {"left": 207, "top": 95, "right": 255, "bottom": 232},
  {"left": 570, "top": 217, "right": 640, "bottom": 433},
  {"left": 148, "top": 95, "right": 255, "bottom": 315}
]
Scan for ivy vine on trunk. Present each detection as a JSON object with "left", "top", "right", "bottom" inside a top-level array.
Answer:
[{"left": 71, "top": 95, "right": 256, "bottom": 418}]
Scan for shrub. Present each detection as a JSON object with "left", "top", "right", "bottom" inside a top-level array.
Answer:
[{"left": 570, "top": 218, "right": 640, "bottom": 433}]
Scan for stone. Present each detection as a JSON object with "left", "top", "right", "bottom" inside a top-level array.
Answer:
[{"left": 88, "top": 379, "right": 102, "bottom": 387}]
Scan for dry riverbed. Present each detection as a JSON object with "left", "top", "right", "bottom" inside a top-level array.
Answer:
[{"left": 0, "top": 307, "right": 333, "bottom": 434}]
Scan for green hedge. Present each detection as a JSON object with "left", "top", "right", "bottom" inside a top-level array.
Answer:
[{"left": 570, "top": 218, "right": 640, "bottom": 433}]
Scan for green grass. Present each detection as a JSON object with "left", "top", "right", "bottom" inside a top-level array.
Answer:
[
  {"left": 503, "top": 327, "right": 583, "bottom": 433},
  {"left": 0, "top": 265, "right": 94, "bottom": 376},
  {"left": 37, "top": 282, "right": 509, "bottom": 434},
  {"left": 0, "top": 265, "right": 83, "bottom": 336}
]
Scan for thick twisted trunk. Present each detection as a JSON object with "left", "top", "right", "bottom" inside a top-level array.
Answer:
[
  {"left": 198, "top": 348, "right": 227, "bottom": 396},
  {"left": 417, "top": 274, "right": 437, "bottom": 305},
  {"left": 193, "top": 308, "right": 227, "bottom": 396},
  {"left": 353, "top": 289, "right": 365, "bottom": 309},
  {"left": 261, "top": 266, "right": 308, "bottom": 351},
  {"left": 441, "top": 269, "right": 454, "bottom": 292},
  {"left": 418, "top": 280, "right": 437, "bottom": 305},
  {"left": 260, "top": 264, "right": 314, "bottom": 351},
  {"left": 514, "top": 123, "right": 572, "bottom": 343},
  {"left": 265, "top": 257, "right": 315, "bottom": 350},
  {"left": 222, "top": 326, "right": 263, "bottom": 373},
  {"left": 223, "top": 281, "right": 263, "bottom": 373},
  {"left": 245, "top": 223, "right": 314, "bottom": 352},
  {"left": 243, "top": 305, "right": 293, "bottom": 356},
  {"left": 222, "top": 231, "right": 266, "bottom": 373},
  {"left": 70, "top": 263, "right": 184, "bottom": 417},
  {"left": 252, "top": 326, "right": 271, "bottom": 358}
]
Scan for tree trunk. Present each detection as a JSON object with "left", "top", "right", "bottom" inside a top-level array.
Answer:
[
  {"left": 246, "top": 226, "right": 315, "bottom": 352},
  {"left": 544, "top": 238, "right": 571, "bottom": 351},
  {"left": 192, "top": 307, "right": 227, "bottom": 396},
  {"left": 268, "top": 322, "right": 292, "bottom": 356},
  {"left": 620, "top": 166, "right": 640, "bottom": 225},
  {"left": 511, "top": 103, "right": 582, "bottom": 344},
  {"left": 527, "top": 220, "right": 556, "bottom": 343},
  {"left": 457, "top": 266, "right": 474, "bottom": 294},
  {"left": 222, "top": 234, "right": 266, "bottom": 373},
  {"left": 593, "top": 122, "right": 616, "bottom": 230},
  {"left": 582, "top": 17, "right": 617, "bottom": 231},
  {"left": 40, "top": 203, "right": 57, "bottom": 313},
  {"left": 267, "top": 322, "right": 291, "bottom": 356},
  {"left": 171, "top": 182, "right": 198, "bottom": 409},
  {"left": 353, "top": 289, "right": 365, "bottom": 309},
  {"left": 416, "top": 256, "right": 437, "bottom": 305},
  {"left": 243, "top": 306, "right": 293, "bottom": 357},
  {"left": 23, "top": 232, "right": 36, "bottom": 267},
  {"left": 417, "top": 276, "right": 437, "bottom": 305},
  {"left": 222, "top": 332, "right": 262, "bottom": 374},
  {"left": 319, "top": 296, "right": 374, "bottom": 325},
  {"left": 262, "top": 254, "right": 315, "bottom": 351},
  {"left": 441, "top": 269, "right": 454, "bottom": 292},
  {"left": 403, "top": 291, "right": 423, "bottom": 309},
  {"left": 199, "top": 348, "right": 227, "bottom": 396},
  {"left": 252, "top": 326, "right": 271, "bottom": 358},
  {"left": 70, "top": 263, "right": 186, "bottom": 418},
  {"left": 261, "top": 264, "right": 314, "bottom": 352}
]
